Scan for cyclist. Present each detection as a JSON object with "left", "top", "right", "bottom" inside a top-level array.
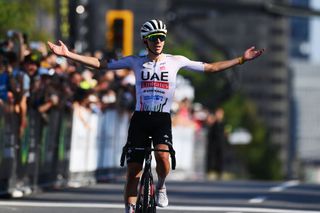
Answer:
[{"left": 47, "top": 19, "right": 264, "bottom": 213}]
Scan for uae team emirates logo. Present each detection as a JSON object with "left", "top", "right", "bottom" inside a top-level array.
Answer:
[{"left": 141, "top": 81, "right": 169, "bottom": 89}]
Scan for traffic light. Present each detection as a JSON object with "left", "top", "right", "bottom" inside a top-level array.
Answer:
[{"left": 106, "top": 10, "right": 133, "bottom": 56}]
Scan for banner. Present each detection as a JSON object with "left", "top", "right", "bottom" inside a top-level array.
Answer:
[
  {"left": 69, "top": 105, "right": 99, "bottom": 172},
  {"left": 97, "top": 109, "right": 129, "bottom": 169}
]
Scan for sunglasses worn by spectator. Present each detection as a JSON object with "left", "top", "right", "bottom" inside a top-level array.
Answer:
[{"left": 147, "top": 34, "right": 166, "bottom": 42}]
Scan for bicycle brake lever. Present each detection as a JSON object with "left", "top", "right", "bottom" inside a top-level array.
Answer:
[
  {"left": 120, "top": 146, "right": 127, "bottom": 167},
  {"left": 169, "top": 147, "right": 176, "bottom": 170}
]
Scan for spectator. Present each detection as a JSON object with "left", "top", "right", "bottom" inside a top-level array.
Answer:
[
  {"left": 206, "top": 107, "right": 226, "bottom": 180},
  {"left": 172, "top": 98, "right": 195, "bottom": 128},
  {"left": 36, "top": 69, "right": 60, "bottom": 120},
  {"left": 67, "top": 71, "right": 83, "bottom": 103},
  {"left": 0, "top": 51, "right": 10, "bottom": 107},
  {"left": 80, "top": 69, "right": 97, "bottom": 90},
  {"left": 6, "top": 51, "right": 30, "bottom": 136}
]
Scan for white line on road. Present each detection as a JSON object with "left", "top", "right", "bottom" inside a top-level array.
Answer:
[
  {"left": 0, "top": 201, "right": 319, "bottom": 213},
  {"left": 269, "top": 180, "right": 300, "bottom": 192},
  {"left": 248, "top": 180, "right": 301, "bottom": 204},
  {"left": 248, "top": 196, "right": 267, "bottom": 204}
]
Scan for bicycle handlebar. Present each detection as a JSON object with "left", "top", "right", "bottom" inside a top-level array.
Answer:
[{"left": 120, "top": 144, "right": 176, "bottom": 170}]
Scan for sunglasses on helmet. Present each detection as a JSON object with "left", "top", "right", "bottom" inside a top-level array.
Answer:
[{"left": 146, "top": 34, "right": 166, "bottom": 42}]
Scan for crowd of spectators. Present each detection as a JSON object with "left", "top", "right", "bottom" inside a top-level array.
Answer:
[
  {"left": 0, "top": 30, "right": 137, "bottom": 137},
  {"left": 1, "top": 31, "right": 218, "bottom": 137}
]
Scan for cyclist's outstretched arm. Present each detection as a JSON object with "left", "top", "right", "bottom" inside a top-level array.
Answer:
[
  {"left": 47, "top": 40, "right": 102, "bottom": 69},
  {"left": 204, "top": 46, "right": 264, "bottom": 73}
]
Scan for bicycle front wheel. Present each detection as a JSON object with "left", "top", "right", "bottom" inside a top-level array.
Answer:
[{"left": 136, "top": 171, "right": 156, "bottom": 213}]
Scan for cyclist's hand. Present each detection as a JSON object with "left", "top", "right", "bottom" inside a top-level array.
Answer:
[
  {"left": 47, "top": 40, "right": 70, "bottom": 57},
  {"left": 243, "top": 46, "right": 265, "bottom": 61}
]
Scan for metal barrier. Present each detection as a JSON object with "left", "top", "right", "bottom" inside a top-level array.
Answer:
[
  {"left": 1, "top": 104, "right": 200, "bottom": 196},
  {"left": 68, "top": 107, "right": 199, "bottom": 183},
  {"left": 0, "top": 106, "right": 19, "bottom": 196},
  {"left": 0, "top": 105, "right": 72, "bottom": 197},
  {"left": 68, "top": 107, "right": 129, "bottom": 185}
]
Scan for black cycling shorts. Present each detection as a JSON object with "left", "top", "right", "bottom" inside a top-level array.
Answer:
[{"left": 126, "top": 111, "right": 173, "bottom": 164}]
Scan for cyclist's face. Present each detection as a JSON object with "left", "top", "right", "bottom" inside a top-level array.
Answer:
[{"left": 146, "top": 35, "right": 165, "bottom": 55}]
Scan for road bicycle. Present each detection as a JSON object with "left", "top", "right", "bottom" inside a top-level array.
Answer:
[{"left": 120, "top": 138, "right": 176, "bottom": 213}]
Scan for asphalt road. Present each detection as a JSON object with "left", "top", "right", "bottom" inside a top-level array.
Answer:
[{"left": 0, "top": 180, "right": 320, "bottom": 213}]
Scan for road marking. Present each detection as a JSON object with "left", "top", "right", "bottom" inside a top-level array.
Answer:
[
  {"left": 0, "top": 201, "right": 319, "bottom": 213},
  {"left": 0, "top": 201, "right": 123, "bottom": 208},
  {"left": 160, "top": 205, "right": 320, "bottom": 213},
  {"left": 248, "top": 180, "right": 300, "bottom": 204},
  {"left": 269, "top": 180, "right": 300, "bottom": 192},
  {"left": 248, "top": 196, "right": 267, "bottom": 204}
]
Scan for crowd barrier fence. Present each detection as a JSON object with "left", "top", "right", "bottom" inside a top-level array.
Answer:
[{"left": 0, "top": 105, "right": 200, "bottom": 197}]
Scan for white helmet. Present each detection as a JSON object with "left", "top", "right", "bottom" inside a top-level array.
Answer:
[{"left": 140, "top": 19, "right": 167, "bottom": 39}]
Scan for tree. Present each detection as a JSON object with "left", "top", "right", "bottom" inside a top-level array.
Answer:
[
  {"left": 0, "top": 0, "right": 54, "bottom": 41},
  {"left": 166, "top": 40, "right": 233, "bottom": 108},
  {"left": 223, "top": 93, "right": 282, "bottom": 180},
  {"left": 166, "top": 40, "right": 281, "bottom": 180}
]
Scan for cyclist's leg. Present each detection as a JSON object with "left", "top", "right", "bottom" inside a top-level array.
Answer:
[
  {"left": 152, "top": 112, "right": 172, "bottom": 207},
  {"left": 152, "top": 112, "right": 172, "bottom": 189},
  {"left": 124, "top": 112, "right": 149, "bottom": 210},
  {"left": 125, "top": 162, "right": 143, "bottom": 206},
  {"left": 154, "top": 144, "right": 170, "bottom": 207},
  {"left": 154, "top": 143, "right": 170, "bottom": 186}
]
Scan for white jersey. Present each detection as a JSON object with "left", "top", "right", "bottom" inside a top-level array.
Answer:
[{"left": 107, "top": 54, "right": 205, "bottom": 113}]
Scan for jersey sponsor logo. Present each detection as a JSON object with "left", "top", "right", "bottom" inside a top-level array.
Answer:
[
  {"left": 142, "top": 89, "right": 165, "bottom": 94},
  {"left": 140, "top": 96, "right": 168, "bottom": 112},
  {"left": 143, "top": 95, "right": 164, "bottom": 101},
  {"left": 141, "top": 71, "right": 169, "bottom": 81},
  {"left": 141, "top": 81, "right": 169, "bottom": 89}
]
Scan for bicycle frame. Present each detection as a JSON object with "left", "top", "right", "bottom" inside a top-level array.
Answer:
[{"left": 120, "top": 140, "right": 176, "bottom": 213}]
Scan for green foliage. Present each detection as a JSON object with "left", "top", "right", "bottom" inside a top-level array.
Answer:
[
  {"left": 0, "top": 0, "right": 54, "bottom": 41},
  {"left": 166, "top": 37, "right": 282, "bottom": 180},
  {"left": 166, "top": 41, "right": 231, "bottom": 108},
  {"left": 223, "top": 93, "right": 283, "bottom": 180},
  {"left": 0, "top": 1, "right": 34, "bottom": 36}
]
